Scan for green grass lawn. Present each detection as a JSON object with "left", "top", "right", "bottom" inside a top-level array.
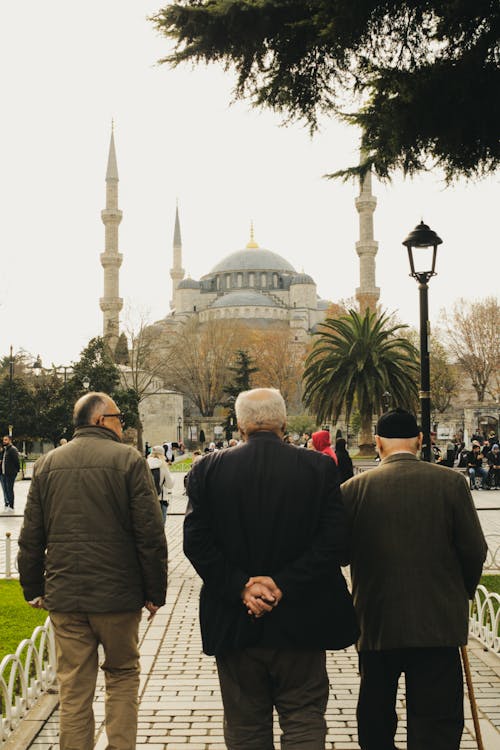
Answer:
[
  {"left": 0, "top": 580, "right": 48, "bottom": 663},
  {"left": 480, "top": 574, "right": 500, "bottom": 597}
]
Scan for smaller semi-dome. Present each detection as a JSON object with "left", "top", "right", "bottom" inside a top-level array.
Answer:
[
  {"left": 177, "top": 278, "right": 200, "bottom": 289},
  {"left": 317, "top": 299, "right": 331, "bottom": 310},
  {"left": 211, "top": 290, "right": 277, "bottom": 308},
  {"left": 290, "top": 273, "right": 315, "bottom": 285}
]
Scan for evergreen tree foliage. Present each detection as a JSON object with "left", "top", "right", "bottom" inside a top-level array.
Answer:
[
  {"left": 303, "top": 309, "right": 419, "bottom": 450},
  {"left": 114, "top": 332, "right": 130, "bottom": 365},
  {"left": 222, "top": 349, "right": 258, "bottom": 433},
  {"left": 71, "top": 337, "right": 119, "bottom": 395},
  {"left": 152, "top": 1, "right": 500, "bottom": 181}
]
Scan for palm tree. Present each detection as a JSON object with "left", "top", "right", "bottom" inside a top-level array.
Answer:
[{"left": 303, "top": 309, "right": 419, "bottom": 454}]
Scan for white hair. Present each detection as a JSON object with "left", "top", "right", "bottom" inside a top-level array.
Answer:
[{"left": 235, "top": 388, "right": 286, "bottom": 433}]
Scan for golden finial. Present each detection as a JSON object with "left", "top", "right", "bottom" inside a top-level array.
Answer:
[{"left": 246, "top": 220, "right": 258, "bottom": 249}]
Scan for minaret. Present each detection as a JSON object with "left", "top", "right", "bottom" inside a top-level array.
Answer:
[
  {"left": 100, "top": 123, "right": 123, "bottom": 349},
  {"left": 355, "top": 161, "right": 380, "bottom": 314},
  {"left": 170, "top": 203, "right": 185, "bottom": 310}
]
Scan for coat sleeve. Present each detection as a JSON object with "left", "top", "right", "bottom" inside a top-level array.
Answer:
[
  {"left": 162, "top": 464, "right": 175, "bottom": 490},
  {"left": 452, "top": 474, "right": 488, "bottom": 598},
  {"left": 127, "top": 456, "right": 168, "bottom": 606},
  {"left": 184, "top": 460, "right": 248, "bottom": 603},
  {"left": 17, "top": 462, "right": 47, "bottom": 600},
  {"left": 273, "top": 460, "right": 350, "bottom": 599}
]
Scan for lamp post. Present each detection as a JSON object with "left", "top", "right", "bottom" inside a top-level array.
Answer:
[
  {"left": 8, "top": 345, "right": 14, "bottom": 436},
  {"left": 177, "top": 417, "right": 182, "bottom": 443},
  {"left": 402, "top": 221, "right": 442, "bottom": 462}
]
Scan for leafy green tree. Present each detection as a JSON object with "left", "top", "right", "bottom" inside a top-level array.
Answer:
[
  {"left": 0, "top": 376, "right": 35, "bottom": 440},
  {"left": 303, "top": 309, "right": 419, "bottom": 453},
  {"left": 71, "top": 337, "right": 119, "bottom": 395},
  {"left": 152, "top": 1, "right": 499, "bottom": 181},
  {"left": 222, "top": 349, "right": 258, "bottom": 435},
  {"left": 32, "top": 375, "right": 74, "bottom": 446}
]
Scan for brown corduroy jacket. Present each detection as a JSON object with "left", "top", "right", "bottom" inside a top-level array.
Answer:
[
  {"left": 341, "top": 452, "right": 487, "bottom": 651},
  {"left": 18, "top": 426, "right": 167, "bottom": 612}
]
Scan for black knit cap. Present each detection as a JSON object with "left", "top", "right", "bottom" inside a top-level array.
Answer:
[{"left": 376, "top": 408, "right": 419, "bottom": 439}]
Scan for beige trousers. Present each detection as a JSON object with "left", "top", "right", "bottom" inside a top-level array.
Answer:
[{"left": 50, "top": 610, "right": 142, "bottom": 750}]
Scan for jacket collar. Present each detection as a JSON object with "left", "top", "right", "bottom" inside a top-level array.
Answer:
[
  {"left": 246, "top": 430, "right": 283, "bottom": 444},
  {"left": 380, "top": 452, "right": 420, "bottom": 466},
  {"left": 73, "top": 425, "right": 122, "bottom": 443}
]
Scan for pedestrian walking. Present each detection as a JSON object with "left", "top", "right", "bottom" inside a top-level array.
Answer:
[
  {"left": 18, "top": 392, "right": 167, "bottom": 750},
  {"left": 311, "top": 429, "right": 339, "bottom": 465},
  {"left": 341, "top": 408, "right": 487, "bottom": 750},
  {"left": 335, "top": 437, "right": 354, "bottom": 483},
  {"left": 147, "top": 444, "right": 175, "bottom": 522},
  {"left": 184, "top": 387, "right": 358, "bottom": 749},
  {"left": 0, "top": 435, "right": 20, "bottom": 511}
]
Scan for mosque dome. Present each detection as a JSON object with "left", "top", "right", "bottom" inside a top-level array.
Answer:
[
  {"left": 290, "top": 273, "right": 315, "bottom": 285},
  {"left": 210, "top": 290, "right": 277, "bottom": 308},
  {"left": 206, "top": 226, "right": 296, "bottom": 276},
  {"left": 178, "top": 277, "right": 201, "bottom": 289}
]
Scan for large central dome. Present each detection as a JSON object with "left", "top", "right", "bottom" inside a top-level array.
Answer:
[
  {"left": 207, "top": 228, "right": 296, "bottom": 275},
  {"left": 208, "top": 247, "right": 296, "bottom": 275}
]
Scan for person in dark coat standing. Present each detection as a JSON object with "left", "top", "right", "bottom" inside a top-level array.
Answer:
[
  {"left": 184, "top": 387, "right": 358, "bottom": 749},
  {"left": 335, "top": 437, "right": 354, "bottom": 483},
  {"left": 1, "top": 435, "right": 20, "bottom": 511},
  {"left": 341, "top": 409, "right": 487, "bottom": 750}
]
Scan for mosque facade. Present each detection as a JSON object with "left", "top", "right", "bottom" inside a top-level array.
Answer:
[{"left": 99, "top": 127, "right": 381, "bottom": 348}]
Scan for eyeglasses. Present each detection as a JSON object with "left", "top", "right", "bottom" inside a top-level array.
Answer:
[{"left": 102, "top": 413, "right": 126, "bottom": 426}]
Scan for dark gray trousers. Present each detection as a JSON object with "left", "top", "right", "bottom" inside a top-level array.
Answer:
[
  {"left": 357, "top": 647, "right": 464, "bottom": 750},
  {"left": 216, "top": 647, "right": 329, "bottom": 749}
]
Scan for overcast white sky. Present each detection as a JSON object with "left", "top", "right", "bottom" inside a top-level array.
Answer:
[{"left": 0, "top": 1, "right": 498, "bottom": 367}]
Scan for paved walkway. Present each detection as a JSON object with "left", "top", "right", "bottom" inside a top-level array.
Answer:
[{"left": 3, "top": 476, "right": 500, "bottom": 749}]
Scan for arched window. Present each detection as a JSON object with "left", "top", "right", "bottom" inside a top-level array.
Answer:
[
  {"left": 273, "top": 273, "right": 278, "bottom": 288},
  {"left": 237, "top": 273, "right": 243, "bottom": 288},
  {"left": 261, "top": 273, "right": 267, "bottom": 287},
  {"left": 226, "top": 274, "right": 231, "bottom": 289},
  {"left": 249, "top": 273, "right": 255, "bottom": 287}
]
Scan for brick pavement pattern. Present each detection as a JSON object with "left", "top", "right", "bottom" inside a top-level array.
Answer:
[{"left": 19, "top": 478, "right": 500, "bottom": 749}]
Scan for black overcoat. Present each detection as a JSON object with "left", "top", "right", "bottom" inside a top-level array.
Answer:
[{"left": 184, "top": 431, "right": 359, "bottom": 656}]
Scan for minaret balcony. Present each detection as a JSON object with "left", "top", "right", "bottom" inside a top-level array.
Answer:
[
  {"left": 101, "top": 208, "right": 123, "bottom": 223},
  {"left": 100, "top": 297, "right": 123, "bottom": 312},
  {"left": 355, "top": 196, "right": 377, "bottom": 212},
  {"left": 100, "top": 252, "right": 123, "bottom": 268}
]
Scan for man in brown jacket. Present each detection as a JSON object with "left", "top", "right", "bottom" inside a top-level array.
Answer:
[
  {"left": 341, "top": 408, "right": 487, "bottom": 750},
  {"left": 18, "top": 392, "right": 167, "bottom": 750}
]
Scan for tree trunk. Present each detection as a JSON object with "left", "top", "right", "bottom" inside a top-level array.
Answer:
[
  {"left": 136, "top": 420, "right": 144, "bottom": 455},
  {"left": 358, "top": 412, "right": 375, "bottom": 456}
]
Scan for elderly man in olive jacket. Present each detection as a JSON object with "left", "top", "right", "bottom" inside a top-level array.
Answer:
[
  {"left": 341, "top": 409, "right": 487, "bottom": 750},
  {"left": 18, "top": 392, "right": 167, "bottom": 750}
]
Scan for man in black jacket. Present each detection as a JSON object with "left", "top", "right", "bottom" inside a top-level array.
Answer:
[
  {"left": 184, "top": 387, "right": 358, "bottom": 749},
  {"left": 1, "top": 435, "right": 20, "bottom": 511}
]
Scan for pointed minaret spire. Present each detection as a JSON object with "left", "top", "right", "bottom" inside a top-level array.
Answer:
[
  {"left": 100, "top": 124, "right": 123, "bottom": 348},
  {"left": 170, "top": 202, "right": 185, "bottom": 310},
  {"left": 106, "top": 122, "right": 119, "bottom": 182},
  {"left": 355, "top": 152, "right": 380, "bottom": 314}
]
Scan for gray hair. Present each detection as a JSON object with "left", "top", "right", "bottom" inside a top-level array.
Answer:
[
  {"left": 73, "top": 392, "right": 109, "bottom": 427},
  {"left": 235, "top": 388, "right": 286, "bottom": 433}
]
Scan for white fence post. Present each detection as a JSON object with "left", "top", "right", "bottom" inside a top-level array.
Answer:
[{"left": 5, "top": 533, "right": 11, "bottom": 580}]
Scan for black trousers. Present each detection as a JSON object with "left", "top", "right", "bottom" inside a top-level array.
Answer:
[
  {"left": 357, "top": 647, "right": 464, "bottom": 750},
  {"left": 216, "top": 648, "right": 328, "bottom": 749}
]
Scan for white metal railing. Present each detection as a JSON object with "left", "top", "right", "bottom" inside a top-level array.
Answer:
[
  {"left": 0, "top": 534, "right": 19, "bottom": 579},
  {"left": 469, "top": 584, "right": 500, "bottom": 655},
  {"left": 484, "top": 534, "right": 500, "bottom": 571},
  {"left": 0, "top": 616, "right": 56, "bottom": 745}
]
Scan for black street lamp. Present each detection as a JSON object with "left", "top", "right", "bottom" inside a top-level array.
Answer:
[
  {"left": 8, "top": 345, "right": 14, "bottom": 436},
  {"left": 402, "top": 221, "right": 443, "bottom": 462},
  {"left": 177, "top": 417, "right": 182, "bottom": 443}
]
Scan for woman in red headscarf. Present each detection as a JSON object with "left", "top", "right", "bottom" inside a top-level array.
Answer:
[{"left": 311, "top": 430, "right": 338, "bottom": 465}]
